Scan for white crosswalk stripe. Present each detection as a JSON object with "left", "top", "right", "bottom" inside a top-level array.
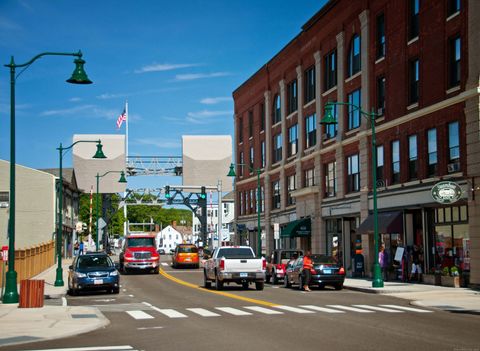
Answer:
[
  {"left": 380, "top": 305, "right": 433, "bottom": 313},
  {"left": 326, "top": 305, "right": 374, "bottom": 313},
  {"left": 274, "top": 305, "right": 315, "bottom": 314},
  {"left": 161, "top": 263, "right": 169, "bottom": 266},
  {"left": 126, "top": 310, "right": 155, "bottom": 320},
  {"left": 151, "top": 307, "right": 188, "bottom": 318},
  {"left": 353, "top": 305, "right": 404, "bottom": 313},
  {"left": 300, "top": 305, "right": 346, "bottom": 313},
  {"left": 244, "top": 306, "right": 284, "bottom": 314},
  {"left": 187, "top": 308, "right": 221, "bottom": 317},
  {"left": 215, "top": 307, "right": 252, "bottom": 316},
  {"left": 32, "top": 347, "right": 135, "bottom": 351}
]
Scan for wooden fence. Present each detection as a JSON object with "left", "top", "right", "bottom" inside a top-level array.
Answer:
[{"left": 0, "top": 241, "right": 55, "bottom": 284}]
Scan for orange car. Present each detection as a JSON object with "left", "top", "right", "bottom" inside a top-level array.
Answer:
[{"left": 171, "top": 244, "right": 199, "bottom": 268}]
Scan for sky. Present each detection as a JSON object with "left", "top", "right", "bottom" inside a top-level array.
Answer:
[{"left": 0, "top": 0, "right": 327, "bottom": 191}]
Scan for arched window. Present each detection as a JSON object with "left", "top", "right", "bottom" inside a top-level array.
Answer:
[
  {"left": 348, "top": 34, "right": 361, "bottom": 77},
  {"left": 272, "top": 94, "right": 281, "bottom": 124}
]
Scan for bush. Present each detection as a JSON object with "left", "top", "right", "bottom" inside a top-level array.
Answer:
[{"left": 442, "top": 267, "right": 450, "bottom": 276}]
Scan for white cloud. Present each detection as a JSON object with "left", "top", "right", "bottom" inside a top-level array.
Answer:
[
  {"left": 134, "top": 138, "right": 180, "bottom": 149},
  {"left": 174, "top": 72, "right": 230, "bottom": 81},
  {"left": 135, "top": 63, "right": 200, "bottom": 73},
  {"left": 0, "top": 17, "right": 22, "bottom": 31},
  {"left": 41, "top": 105, "right": 96, "bottom": 116},
  {"left": 96, "top": 92, "right": 129, "bottom": 100},
  {"left": 200, "top": 97, "right": 232, "bottom": 105},
  {"left": 69, "top": 97, "right": 82, "bottom": 102},
  {"left": 187, "top": 110, "right": 232, "bottom": 118}
]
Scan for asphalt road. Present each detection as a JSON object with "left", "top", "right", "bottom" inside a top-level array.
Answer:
[{"left": 4, "top": 255, "right": 480, "bottom": 351}]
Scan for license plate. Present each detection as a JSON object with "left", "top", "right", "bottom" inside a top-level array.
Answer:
[
  {"left": 240, "top": 273, "right": 248, "bottom": 277},
  {"left": 185, "top": 258, "right": 191, "bottom": 261},
  {"left": 323, "top": 269, "right": 331, "bottom": 274},
  {"left": 94, "top": 279, "right": 103, "bottom": 285}
]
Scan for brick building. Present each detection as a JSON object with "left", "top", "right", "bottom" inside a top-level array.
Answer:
[{"left": 232, "top": 0, "right": 480, "bottom": 286}]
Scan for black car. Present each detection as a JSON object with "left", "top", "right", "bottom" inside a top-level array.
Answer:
[
  {"left": 284, "top": 254, "right": 345, "bottom": 290},
  {"left": 68, "top": 252, "right": 120, "bottom": 295}
]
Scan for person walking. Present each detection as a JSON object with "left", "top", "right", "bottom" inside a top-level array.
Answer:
[
  {"left": 379, "top": 246, "right": 388, "bottom": 281},
  {"left": 79, "top": 241, "right": 84, "bottom": 255},
  {"left": 302, "top": 251, "right": 313, "bottom": 292}
]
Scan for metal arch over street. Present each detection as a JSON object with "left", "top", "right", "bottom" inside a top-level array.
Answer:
[{"left": 126, "top": 156, "right": 182, "bottom": 176}]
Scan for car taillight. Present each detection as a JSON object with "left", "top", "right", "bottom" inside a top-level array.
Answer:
[
  {"left": 339, "top": 267, "right": 345, "bottom": 275},
  {"left": 262, "top": 257, "right": 267, "bottom": 270},
  {"left": 219, "top": 259, "right": 225, "bottom": 271}
]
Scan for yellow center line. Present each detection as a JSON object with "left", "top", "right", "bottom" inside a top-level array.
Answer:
[{"left": 159, "top": 268, "right": 279, "bottom": 307}]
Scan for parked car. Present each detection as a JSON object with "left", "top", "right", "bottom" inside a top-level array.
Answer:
[
  {"left": 172, "top": 244, "right": 200, "bottom": 268},
  {"left": 68, "top": 252, "right": 119, "bottom": 295},
  {"left": 265, "top": 249, "right": 303, "bottom": 284},
  {"left": 284, "top": 254, "right": 345, "bottom": 290}
]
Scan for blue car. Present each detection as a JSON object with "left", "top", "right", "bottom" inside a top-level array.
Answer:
[{"left": 68, "top": 252, "right": 120, "bottom": 295}]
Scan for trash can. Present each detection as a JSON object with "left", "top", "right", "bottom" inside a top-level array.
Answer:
[
  {"left": 19, "top": 279, "right": 44, "bottom": 308},
  {"left": 354, "top": 254, "right": 365, "bottom": 278}
]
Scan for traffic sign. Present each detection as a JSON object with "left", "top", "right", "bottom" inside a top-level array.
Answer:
[
  {"left": 98, "top": 218, "right": 107, "bottom": 230},
  {"left": 1, "top": 246, "right": 8, "bottom": 262},
  {"left": 274, "top": 223, "right": 280, "bottom": 240}
]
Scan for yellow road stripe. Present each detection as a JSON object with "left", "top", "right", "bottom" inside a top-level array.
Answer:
[{"left": 159, "top": 268, "right": 279, "bottom": 307}]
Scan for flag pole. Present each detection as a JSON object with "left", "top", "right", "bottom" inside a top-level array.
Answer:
[{"left": 123, "top": 100, "right": 128, "bottom": 238}]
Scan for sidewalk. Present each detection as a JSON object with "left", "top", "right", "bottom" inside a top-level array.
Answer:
[
  {"left": 344, "top": 277, "right": 480, "bottom": 312},
  {"left": 0, "top": 258, "right": 109, "bottom": 348}
]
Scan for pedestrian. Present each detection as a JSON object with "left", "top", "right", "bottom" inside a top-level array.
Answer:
[
  {"left": 302, "top": 251, "right": 313, "bottom": 292},
  {"left": 67, "top": 242, "right": 72, "bottom": 258},
  {"left": 74, "top": 241, "right": 79, "bottom": 256},
  {"left": 379, "top": 246, "right": 388, "bottom": 281},
  {"left": 409, "top": 245, "right": 422, "bottom": 282},
  {"left": 79, "top": 241, "right": 84, "bottom": 255}
]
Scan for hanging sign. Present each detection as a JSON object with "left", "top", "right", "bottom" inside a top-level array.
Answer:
[{"left": 431, "top": 181, "right": 462, "bottom": 204}]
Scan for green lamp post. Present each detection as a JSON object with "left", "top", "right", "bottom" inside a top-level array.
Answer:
[
  {"left": 54, "top": 140, "right": 106, "bottom": 287},
  {"left": 95, "top": 171, "right": 127, "bottom": 251},
  {"left": 2, "top": 51, "right": 92, "bottom": 303},
  {"left": 227, "top": 163, "right": 262, "bottom": 257},
  {"left": 320, "top": 102, "right": 384, "bottom": 288}
]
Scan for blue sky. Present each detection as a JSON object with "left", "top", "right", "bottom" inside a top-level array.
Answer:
[{"left": 0, "top": 0, "right": 326, "bottom": 190}]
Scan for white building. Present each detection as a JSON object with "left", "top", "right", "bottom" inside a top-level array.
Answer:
[{"left": 156, "top": 225, "right": 184, "bottom": 251}]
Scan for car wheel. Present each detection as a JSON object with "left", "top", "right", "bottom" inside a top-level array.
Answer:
[
  {"left": 153, "top": 267, "right": 159, "bottom": 274},
  {"left": 112, "top": 287, "right": 120, "bottom": 294},
  {"left": 215, "top": 274, "right": 224, "bottom": 291},
  {"left": 334, "top": 283, "right": 343, "bottom": 290},
  {"left": 284, "top": 275, "right": 291, "bottom": 288},
  {"left": 255, "top": 281, "right": 264, "bottom": 291},
  {"left": 272, "top": 273, "right": 278, "bottom": 285},
  {"left": 265, "top": 273, "right": 271, "bottom": 284},
  {"left": 298, "top": 275, "right": 304, "bottom": 290},
  {"left": 204, "top": 270, "right": 211, "bottom": 289},
  {"left": 242, "top": 282, "right": 249, "bottom": 289},
  {"left": 69, "top": 287, "right": 77, "bottom": 296}
]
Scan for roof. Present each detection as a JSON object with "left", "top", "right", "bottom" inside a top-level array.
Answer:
[
  {"left": 222, "top": 191, "right": 235, "bottom": 201},
  {"left": 40, "top": 168, "right": 80, "bottom": 191}
]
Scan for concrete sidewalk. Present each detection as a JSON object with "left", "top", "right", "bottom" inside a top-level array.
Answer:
[
  {"left": 0, "top": 259, "right": 109, "bottom": 348},
  {"left": 344, "top": 278, "right": 480, "bottom": 313}
]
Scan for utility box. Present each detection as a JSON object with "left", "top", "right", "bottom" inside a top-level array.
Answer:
[{"left": 19, "top": 279, "right": 44, "bottom": 308}]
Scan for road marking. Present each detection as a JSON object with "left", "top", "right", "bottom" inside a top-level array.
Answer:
[
  {"left": 30, "top": 347, "right": 135, "bottom": 351},
  {"left": 126, "top": 310, "right": 155, "bottom": 320},
  {"left": 187, "top": 308, "right": 221, "bottom": 317},
  {"left": 93, "top": 299, "right": 116, "bottom": 302},
  {"left": 151, "top": 307, "right": 188, "bottom": 318},
  {"left": 215, "top": 307, "right": 252, "bottom": 316},
  {"left": 380, "top": 305, "right": 433, "bottom": 313},
  {"left": 244, "top": 306, "right": 284, "bottom": 314},
  {"left": 300, "top": 305, "right": 345, "bottom": 313},
  {"left": 159, "top": 268, "right": 279, "bottom": 307},
  {"left": 137, "top": 326, "right": 164, "bottom": 330},
  {"left": 274, "top": 305, "right": 315, "bottom": 314},
  {"left": 161, "top": 263, "right": 169, "bottom": 266},
  {"left": 62, "top": 297, "right": 67, "bottom": 307},
  {"left": 326, "top": 305, "right": 374, "bottom": 313},
  {"left": 353, "top": 305, "right": 404, "bottom": 313}
]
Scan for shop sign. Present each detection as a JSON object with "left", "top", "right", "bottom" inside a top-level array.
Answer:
[{"left": 431, "top": 181, "right": 462, "bottom": 204}]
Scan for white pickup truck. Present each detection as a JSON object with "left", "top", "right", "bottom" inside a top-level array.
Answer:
[{"left": 203, "top": 246, "right": 265, "bottom": 291}]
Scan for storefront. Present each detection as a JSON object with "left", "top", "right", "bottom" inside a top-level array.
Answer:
[{"left": 280, "top": 217, "right": 311, "bottom": 251}]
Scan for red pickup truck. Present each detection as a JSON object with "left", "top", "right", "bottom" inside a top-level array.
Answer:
[{"left": 119, "top": 233, "right": 160, "bottom": 274}]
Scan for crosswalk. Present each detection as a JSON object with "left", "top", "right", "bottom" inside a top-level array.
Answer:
[
  {"left": 119, "top": 303, "right": 432, "bottom": 320},
  {"left": 27, "top": 346, "right": 136, "bottom": 351}
]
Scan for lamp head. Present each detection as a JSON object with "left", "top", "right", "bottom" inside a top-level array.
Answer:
[
  {"left": 118, "top": 171, "right": 127, "bottom": 183},
  {"left": 93, "top": 143, "right": 107, "bottom": 159},
  {"left": 227, "top": 163, "right": 236, "bottom": 177},
  {"left": 67, "top": 57, "right": 93, "bottom": 84},
  {"left": 320, "top": 103, "right": 337, "bottom": 125}
]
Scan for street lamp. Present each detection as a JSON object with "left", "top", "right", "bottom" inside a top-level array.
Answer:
[
  {"left": 2, "top": 51, "right": 92, "bottom": 304},
  {"left": 54, "top": 140, "right": 106, "bottom": 287},
  {"left": 227, "top": 163, "right": 262, "bottom": 257},
  {"left": 95, "top": 171, "right": 127, "bottom": 251},
  {"left": 320, "top": 102, "right": 384, "bottom": 288}
]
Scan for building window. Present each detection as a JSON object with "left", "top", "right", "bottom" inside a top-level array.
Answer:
[
  {"left": 249, "top": 146, "right": 254, "bottom": 171},
  {"left": 288, "top": 124, "right": 298, "bottom": 157},
  {"left": 409, "top": 0, "right": 419, "bottom": 40},
  {"left": 287, "top": 79, "right": 298, "bottom": 114},
  {"left": 427, "top": 128, "right": 438, "bottom": 177},
  {"left": 377, "top": 76, "right": 386, "bottom": 115},
  {"left": 324, "top": 50, "right": 337, "bottom": 91},
  {"left": 408, "top": 135, "right": 418, "bottom": 180},
  {"left": 447, "top": 0, "right": 460, "bottom": 17},
  {"left": 376, "top": 145, "right": 384, "bottom": 182},
  {"left": 409, "top": 59, "right": 419, "bottom": 104},
  {"left": 391, "top": 140, "right": 400, "bottom": 184},
  {"left": 449, "top": 36, "right": 461, "bottom": 88},
  {"left": 248, "top": 111, "right": 253, "bottom": 138},
  {"left": 273, "top": 133, "right": 282, "bottom": 163},
  {"left": 448, "top": 121, "right": 460, "bottom": 172},
  {"left": 239, "top": 152, "right": 244, "bottom": 176},
  {"left": 304, "top": 168, "right": 316, "bottom": 187},
  {"left": 287, "top": 174, "right": 296, "bottom": 206},
  {"left": 304, "top": 66, "right": 316, "bottom": 104},
  {"left": 261, "top": 141, "right": 266, "bottom": 168},
  {"left": 250, "top": 189, "right": 255, "bottom": 213},
  {"left": 376, "top": 13, "right": 385, "bottom": 59},
  {"left": 324, "top": 102, "right": 337, "bottom": 139},
  {"left": 239, "top": 192, "right": 244, "bottom": 215},
  {"left": 260, "top": 103, "right": 265, "bottom": 131},
  {"left": 348, "top": 34, "right": 361, "bottom": 77},
  {"left": 273, "top": 94, "right": 281, "bottom": 124},
  {"left": 305, "top": 113, "right": 317, "bottom": 149},
  {"left": 348, "top": 89, "right": 361, "bottom": 130},
  {"left": 238, "top": 117, "right": 243, "bottom": 143},
  {"left": 347, "top": 154, "right": 360, "bottom": 192},
  {"left": 272, "top": 180, "right": 281, "bottom": 209},
  {"left": 0, "top": 191, "right": 9, "bottom": 207},
  {"left": 261, "top": 186, "right": 265, "bottom": 212},
  {"left": 325, "top": 161, "right": 336, "bottom": 197}
]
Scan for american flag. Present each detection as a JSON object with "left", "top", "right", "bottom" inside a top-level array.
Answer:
[{"left": 116, "top": 108, "right": 127, "bottom": 129}]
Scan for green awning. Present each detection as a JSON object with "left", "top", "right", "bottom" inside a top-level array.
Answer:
[{"left": 281, "top": 218, "right": 311, "bottom": 238}]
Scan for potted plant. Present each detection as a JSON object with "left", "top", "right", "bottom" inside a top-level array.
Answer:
[
  {"left": 440, "top": 266, "right": 461, "bottom": 288},
  {"left": 422, "top": 267, "right": 441, "bottom": 285}
]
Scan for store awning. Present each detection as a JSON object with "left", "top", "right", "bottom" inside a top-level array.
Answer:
[
  {"left": 356, "top": 211, "right": 403, "bottom": 234},
  {"left": 281, "top": 218, "right": 311, "bottom": 238}
]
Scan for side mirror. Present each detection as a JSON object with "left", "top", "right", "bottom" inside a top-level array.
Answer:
[{"left": 68, "top": 265, "right": 73, "bottom": 270}]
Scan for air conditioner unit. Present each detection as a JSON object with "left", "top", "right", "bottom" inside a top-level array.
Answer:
[{"left": 447, "top": 162, "right": 460, "bottom": 173}]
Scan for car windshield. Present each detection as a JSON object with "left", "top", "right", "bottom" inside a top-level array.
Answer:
[
  {"left": 217, "top": 248, "right": 255, "bottom": 259},
  {"left": 127, "top": 237, "right": 154, "bottom": 247},
  {"left": 311, "top": 255, "right": 338, "bottom": 264},
  {"left": 178, "top": 246, "right": 198, "bottom": 253},
  {"left": 77, "top": 255, "right": 113, "bottom": 269}
]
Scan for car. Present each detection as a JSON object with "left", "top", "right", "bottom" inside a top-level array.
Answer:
[
  {"left": 284, "top": 254, "right": 345, "bottom": 290},
  {"left": 119, "top": 233, "right": 160, "bottom": 274},
  {"left": 265, "top": 249, "right": 303, "bottom": 284},
  {"left": 68, "top": 252, "right": 120, "bottom": 295},
  {"left": 172, "top": 244, "right": 200, "bottom": 268}
]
